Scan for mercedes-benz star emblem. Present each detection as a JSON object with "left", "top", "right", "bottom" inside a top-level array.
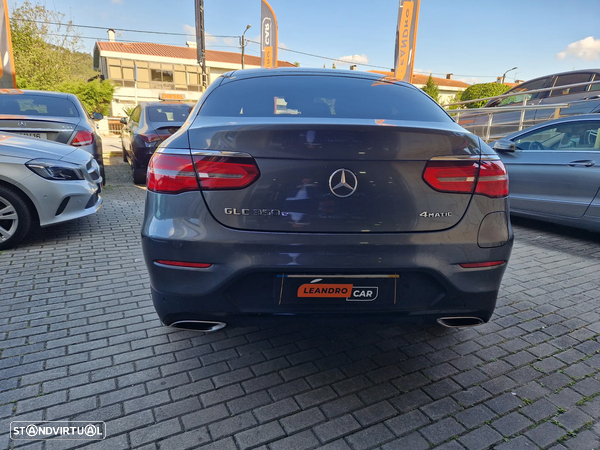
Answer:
[
  {"left": 18, "top": 121, "right": 26, "bottom": 127},
  {"left": 329, "top": 168, "right": 358, "bottom": 198}
]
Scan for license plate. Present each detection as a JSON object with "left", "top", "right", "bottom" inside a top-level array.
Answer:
[
  {"left": 276, "top": 274, "right": 399, "bottom": 305},
  {"left": 17, "top": 132, "right": 47, "bottom": 139}
]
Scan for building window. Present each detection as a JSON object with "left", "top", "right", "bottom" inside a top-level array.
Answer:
[{"left": 105, "top": 58, "right": 204, "bottom": 91}]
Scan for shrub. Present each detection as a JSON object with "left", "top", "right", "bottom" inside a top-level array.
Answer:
[{"left": 460, "top": 83, "right": 511, "bottom": 108}]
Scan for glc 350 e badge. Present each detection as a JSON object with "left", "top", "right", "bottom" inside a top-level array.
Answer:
[{"left": 329, "top": 168, "right": 358, "bottom": 198}]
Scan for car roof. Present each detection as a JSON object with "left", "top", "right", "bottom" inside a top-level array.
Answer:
[
  {"left": 0, "top": 89, "right": 75, "bottom": 100},
  {"left": 138, "top": 102, "right": 195, "bottom": 107},
  {"left": 510, "top": 69, "right": 600, "bottom": 89},
  {"left": 219, "top": 68, "right": 417, "bottom": 89}
]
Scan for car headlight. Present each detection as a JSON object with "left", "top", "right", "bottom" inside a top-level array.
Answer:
[{"left": 26, "top": 159, "right": 85, "bottom": 181}]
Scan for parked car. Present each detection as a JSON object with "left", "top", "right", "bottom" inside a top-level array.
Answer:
[
  {"left": 492, "top": 114, "right": 600, "bottom": 231},
  {"left": 0, "top": 89, "right": 106, "bottom": 183},
  {"left": 141, "top": 68, "right": 513, "bottom": 332},
  {"left": 458, "top": 69, "right": 600, "bottom": 141},
  {"left": 0, "top": 133, "right": 103, "bottom": 250},
  {"left": 120, "top": 102, "right": 194, "bottom": 184}
]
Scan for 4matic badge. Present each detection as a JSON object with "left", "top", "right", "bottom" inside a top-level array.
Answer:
[{"left": 419, "top": 211, "right": 452, "bottom": 218}]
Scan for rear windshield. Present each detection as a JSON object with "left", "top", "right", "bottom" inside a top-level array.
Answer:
[
  {"left": 147, "top": 104, "right": 192, "bottom": 123},
  {"left": 0, "top": 94, "right": 79, "bottom": 117},
  {"left": 199, "top": 75, "right": 452, "bottom": 122}
]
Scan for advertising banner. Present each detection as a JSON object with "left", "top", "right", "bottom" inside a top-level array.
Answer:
[
  {"left": 261, "top": 0, "right": 278, "bottom": 68},
  {"left": 394, "top": 0, "right": 420, "bottom": 82},
  {"left": 0, "top": 0, "right": 16, "bottom": 88}
]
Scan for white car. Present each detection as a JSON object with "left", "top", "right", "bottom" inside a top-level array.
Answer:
[{"left": 0, "top": 133, "right": 102, "bottom": 250}]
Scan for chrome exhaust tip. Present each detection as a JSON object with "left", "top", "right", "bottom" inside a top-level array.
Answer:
[
  {"left": 169, "top": 320, "right": 226, "bottom": 332},
  {"left": 437, "top": 316, "right": 485, "bottom": 328}
]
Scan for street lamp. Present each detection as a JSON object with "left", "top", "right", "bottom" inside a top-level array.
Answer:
[
  {"left": 241, "top": 24, "right": 251, "bottom": 69},
  {"left": 501, "top": 66, "right": 518, "bottom": 84}
]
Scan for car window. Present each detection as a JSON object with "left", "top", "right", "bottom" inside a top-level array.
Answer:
[
  {"left": 549, "top": 73, "right": 592, "bottom": 97},
  {"left": 130, "top": 106, "right": 142, "bottom": 123},
  {"left": 0, "top": 94, "right": 79, "bottom": 117},
  {"left": 589, "top": 74, "right": 600, "bottom": 92},
  {"left": 147, "top": 104, "right": 191, "bottom": 123},
  {"left": 514, "top": 121, "right": 600, "bottom": 150},
  {"left": 199, "top": 75, "right": 453, "bottom": 123},
  {"left": 495, "top": 78, "right": 548, "bottom": 107}
]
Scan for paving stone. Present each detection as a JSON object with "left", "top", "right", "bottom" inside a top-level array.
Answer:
[
  {"left": 252, "top": 397, "right": 300, "bottom": 423},
  {"left": 457, "top": 424, "right": 503, "bottom": 450},
  {"left": 527, "top": 420, "right": 570, "bottom": 448},
  {"left": 345, "top": 423, "right": 395, "bottom": 450},
  {"left": 280, "top": 407, "right": 326, "bottom": 434},
  {"left": 209, "top": 412, "right": 257, "bottom": 440},
  {"left": 420, "top": 397, "right": 462, "bottom": 421},
  {"left": 381, "top": 431, "right": 430, "bottom": 450},
  {"left": 313, "top": 414, "right": 362, "bottom": 443},
  {"left": 454, "top": 404, "right": 497, "bottom": 429},
  {"left": 385, "top": 409, "right": 431, "bottom": 436},
  {"left": 234, "top": 421, "right": 285, "bottom": 450},
  {"left": 419, "top": 417, "right": 466, "bottom": 446},
  {"left": 491, "top": 411, "right": 534, "bottom": 437}
]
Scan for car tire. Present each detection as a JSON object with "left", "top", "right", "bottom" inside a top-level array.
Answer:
[
  {"left": 122, "top": 146, "right": 128, "bottom": 163},
  {"left": 0, "top": 186, "right": 33, "bottom": 250},
  {"left": 132, "top": 162, "right": 146, "bottom": 185}
]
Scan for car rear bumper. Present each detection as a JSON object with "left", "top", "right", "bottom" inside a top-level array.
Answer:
[{"left": 142, "top": 191, "right": 513, "bottom": 327}]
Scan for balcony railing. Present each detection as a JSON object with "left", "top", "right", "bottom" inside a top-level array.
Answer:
[{"left": 444, "top": 80, "right": 600, "bottom": 141}]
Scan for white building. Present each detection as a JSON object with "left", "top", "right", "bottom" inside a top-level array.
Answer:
[{"left": 93, "top": 39, "right": 296, "bottom": 117}]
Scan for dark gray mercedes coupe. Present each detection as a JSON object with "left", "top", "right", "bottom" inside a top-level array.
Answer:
[{"left": 141, "top": 69, "right": 513, "bottom": 331}]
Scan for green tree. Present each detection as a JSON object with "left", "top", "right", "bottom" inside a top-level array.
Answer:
[
  {"left": 10, "top": 1, "right": 114, "bottom": 114},
  {"left": 421, "top": 74, "right": 440, "bottom": 103},
  {"left": 56, "top": 79, "right": 114, "bottom": 116},
  {"left": 461, "top": 82, "right": 511, "bottom": 108}
]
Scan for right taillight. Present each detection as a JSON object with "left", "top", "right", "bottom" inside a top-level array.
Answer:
[
  {"left": 423, "top": 157, "right": 508, "bottom": 198},
  {"left": 147, "top": 152, "right": 260, "bottom": 194}
]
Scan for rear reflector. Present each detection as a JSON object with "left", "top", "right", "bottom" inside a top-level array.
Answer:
[
  {"left": 459, "top": 261, "right": 505, "bottom": 268},
  {"left": 155, "top": 260, "right": 212, "bottom": 268},
  {"left": 147, "top": 152, "right": 260, "bottom": 194},
  {"left": 71, "top": 130, "right": 94, "bottom": 146},
  {"left": 423, "top": 158, "right": 508, "bottom": 198}
]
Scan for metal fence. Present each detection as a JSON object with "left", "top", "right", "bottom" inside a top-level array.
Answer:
[{"left": 444, "top": 79, "right": 600, "bottom": 141}]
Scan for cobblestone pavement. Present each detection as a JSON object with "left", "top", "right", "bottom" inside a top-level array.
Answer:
[{"left": 1, "top": 137, "right": 599, "bottom": 450}]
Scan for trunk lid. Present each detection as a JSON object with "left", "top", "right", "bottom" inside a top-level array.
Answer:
[
  {"left": 0, "top": 117, "right": 79, "bottom": 144},
  {"left": 189, "top": 119, "right": 482, "bottom": 233}
]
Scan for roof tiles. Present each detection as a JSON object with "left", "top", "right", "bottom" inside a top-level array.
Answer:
[{"left": 95, "top": 41, "right": 296, "bottom": 67}]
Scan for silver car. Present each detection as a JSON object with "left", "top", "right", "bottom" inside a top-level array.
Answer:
[
  {"left": 0, "top": 89, "right": 105, "bottom": 182},
  {"left": 493, "top": 114, "right": 600, "bottom": 231},
  {"left": 0, "top": 133, "right": 102, "bottom": 250},
  {"left": 142, "top": 69, "right": 513, "bottom": 331}
]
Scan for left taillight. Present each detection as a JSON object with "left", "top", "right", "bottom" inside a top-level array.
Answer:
[
  {"left": 71, "top": 130, "right": 94, "bottom": 146},
  {"left": 422, "top": 157, "right": 508, "bottom": 198},
  {"left": 147, "top": 153, "right": 260, "bottom": 194}
]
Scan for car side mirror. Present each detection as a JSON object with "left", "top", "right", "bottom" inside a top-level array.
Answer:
[
  {"left": 493, "top": 139, "right": 516, "bottom": 152},
  {"left": 120, "top": 117, "right": 128, "bottom": 125},
  {"left": 92, "top": 112, "right": 104, "bottom": 121}
]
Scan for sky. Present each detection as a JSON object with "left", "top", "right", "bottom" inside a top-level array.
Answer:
[{"left": 7, "top": 0, "right": 600, "bottom": 85}]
